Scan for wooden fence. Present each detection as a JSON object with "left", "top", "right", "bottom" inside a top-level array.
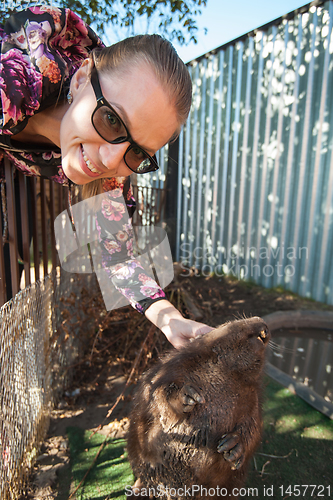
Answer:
[{"left": 0, "top": 157, "right": 67, "bottom": 307}]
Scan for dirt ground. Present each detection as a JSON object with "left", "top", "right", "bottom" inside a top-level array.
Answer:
[{"left": 24, "top": 270, "right": 333, "bottom": 500}]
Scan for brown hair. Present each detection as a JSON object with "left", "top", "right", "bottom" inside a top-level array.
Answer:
[{"left": 81, "top": 34, "right": 192, "bottom": 198}]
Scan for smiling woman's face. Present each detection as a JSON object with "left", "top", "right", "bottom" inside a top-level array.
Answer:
[{"left": 60, "top": 60, "right": 179, "bottom": 185}]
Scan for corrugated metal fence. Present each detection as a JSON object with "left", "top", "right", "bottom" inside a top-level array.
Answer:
[{"left": 171, "top": 0, "right": 333, "bottom": 305}]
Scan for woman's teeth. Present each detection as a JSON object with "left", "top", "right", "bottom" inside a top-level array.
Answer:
[{"left": 82, "top": 147, "right": 102, "bottom": 174}]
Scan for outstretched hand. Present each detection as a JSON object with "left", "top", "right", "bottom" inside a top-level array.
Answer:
[
  {"left": 145, "top": 299, "right": 214, "bottom": 349},
  {"left": 162, "top": 317, "right": 214, "bottom": 349}
]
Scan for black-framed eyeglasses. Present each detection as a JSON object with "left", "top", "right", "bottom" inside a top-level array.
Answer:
[{"left": 90, "top": 65, "right": 159, "bottom": 174}]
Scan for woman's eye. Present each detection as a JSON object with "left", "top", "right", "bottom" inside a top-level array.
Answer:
[
  {"left": 107, "top": 113, "right": 117, "bottom": 126},
  {"left": 99, "top": 107, "right": 123, "bottom": 131},
  {"left": 132, "top": 146, "right": 145, "bottom": 159}
]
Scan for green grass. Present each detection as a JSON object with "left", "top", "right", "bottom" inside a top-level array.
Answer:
[{"left": 66, "top": 428, "right": 134, "bottom": 500}]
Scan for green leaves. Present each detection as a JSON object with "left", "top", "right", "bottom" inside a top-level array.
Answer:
[{"left": 0, "top": 0, "right": 206, "bottom": 45}]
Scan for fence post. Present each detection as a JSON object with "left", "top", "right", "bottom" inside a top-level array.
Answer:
[{"left": 164, "top": 138, "right": 179, "bottom": 259}]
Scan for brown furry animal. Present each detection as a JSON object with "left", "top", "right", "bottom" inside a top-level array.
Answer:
[{"left": 127, "top": 317, "right": 270, "bottom": 500}]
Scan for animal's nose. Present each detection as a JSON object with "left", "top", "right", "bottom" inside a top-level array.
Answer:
[{"left": 258, "top": 327, "right": 270, "bottom": 343}]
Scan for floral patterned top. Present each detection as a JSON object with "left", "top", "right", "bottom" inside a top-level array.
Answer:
[{"left": 0, "top": 6, "right": 166, "bottom": 313}]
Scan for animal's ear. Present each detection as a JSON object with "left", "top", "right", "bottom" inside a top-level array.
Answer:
[{"left": 167, "top": 383, "right": 205, "bottom": 415}]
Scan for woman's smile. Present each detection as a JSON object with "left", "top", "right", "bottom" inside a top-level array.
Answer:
[{"left": 80, "top": 145, "right": 103, "bottom": 176}]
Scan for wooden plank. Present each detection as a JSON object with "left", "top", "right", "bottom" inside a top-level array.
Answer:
[
  {"left": 4, "top": 157, "right": 20, "bottom": 296},
  {"left": 29, "top": 177, "right": 40, "bottom": 281},
  {"left": 18, "top": 172, "right": 31, "bottom": 287},
  {"left": 0, "top": 183, "right": 7, "bottom": 305},
  {"left": 49, "top": 180, "right": 57, "bottom": 269},
  {"left": 40, "top": 179, "right": 48, "bottom": 277}
]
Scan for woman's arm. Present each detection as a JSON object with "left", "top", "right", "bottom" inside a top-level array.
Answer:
[{"left": 95, "top": 183, "right": 213, "bottom": 347}]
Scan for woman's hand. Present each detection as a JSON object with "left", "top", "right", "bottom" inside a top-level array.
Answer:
[{"left": 145, "top": 299, "right": 214, "bottom": 349}]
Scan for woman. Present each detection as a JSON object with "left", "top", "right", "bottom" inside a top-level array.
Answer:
[{"left": 0, "top": 5, "right": 213, "bottom": 347}]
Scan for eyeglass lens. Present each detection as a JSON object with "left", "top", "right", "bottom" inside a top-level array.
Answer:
[
  {"left": 92, "top": 105, "right": 158, "bottom": 173},
  {"left": 92, "top": 105, "right": 127, "bottom": 143}
]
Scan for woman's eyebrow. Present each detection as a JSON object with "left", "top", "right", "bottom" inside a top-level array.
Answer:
[{"left": 111, "top": 102, "right": 156, "bottom": 155}]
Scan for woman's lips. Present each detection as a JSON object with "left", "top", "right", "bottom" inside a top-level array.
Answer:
[{"left": 80, "top": 145, "right": 104, "bottom": 177}]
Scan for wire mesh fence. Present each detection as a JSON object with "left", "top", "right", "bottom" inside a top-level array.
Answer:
[
  {"left": 0, "top": 268, "right": 101, "bottom": 499},
  {"left": 1, "top": 276, "right": 53, "bottom": 499},
  {"left": 0, "top": 157, "right": 79, "bottom": 497}
]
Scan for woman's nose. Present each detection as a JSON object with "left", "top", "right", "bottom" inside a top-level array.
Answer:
[{"left": 99, "top": 142, "right": 129, "bottom": 170}]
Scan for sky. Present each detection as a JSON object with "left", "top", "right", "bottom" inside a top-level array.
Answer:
[
  {"left": 105, "top": 0, "right": 309, "bottom": 64},
  {"left": 173, "top": 0, "right": 309, "bottom": 63}
]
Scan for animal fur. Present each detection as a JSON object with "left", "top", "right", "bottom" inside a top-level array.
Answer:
[{"left": 127, "top": 317, "right": 270, "bottom": 499}]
